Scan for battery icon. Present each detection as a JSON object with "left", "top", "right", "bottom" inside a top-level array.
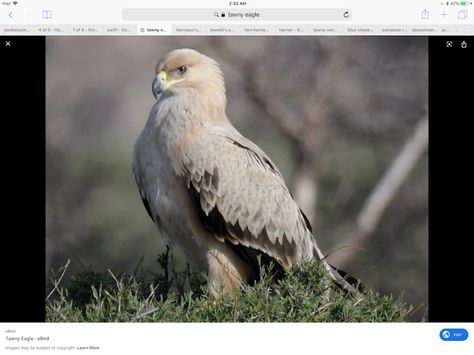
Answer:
[{"left": 460, "top": 1, "right": 467, "bottom": 5}]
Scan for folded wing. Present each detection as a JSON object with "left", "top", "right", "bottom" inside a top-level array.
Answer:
[{"left": 178, "top": 127, "right": 316, "bottom": 268}]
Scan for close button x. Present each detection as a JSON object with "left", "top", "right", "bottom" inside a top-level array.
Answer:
[{"left": 5, "top": 41, "right": 11, "bottom": 47}]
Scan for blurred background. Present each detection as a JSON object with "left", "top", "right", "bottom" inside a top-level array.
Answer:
[{"left": 46, "top": 37, "right": 428, "bottom": 320}]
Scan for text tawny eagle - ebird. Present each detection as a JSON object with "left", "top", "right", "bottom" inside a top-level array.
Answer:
[{"left": 133, "top": 48, "right": 354, "bottom": 297}]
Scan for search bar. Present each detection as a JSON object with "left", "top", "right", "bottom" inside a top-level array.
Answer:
[{"left": 122, "top": 8, "right": 352, "bottom": 21}]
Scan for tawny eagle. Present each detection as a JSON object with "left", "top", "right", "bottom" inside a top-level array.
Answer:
[{"left": 133, "top": 48, "right": 354, "bottom": 297}]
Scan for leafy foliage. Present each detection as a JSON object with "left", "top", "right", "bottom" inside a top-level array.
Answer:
[{"left": 46, "top": 250, "right": 411, "bottom": 322}]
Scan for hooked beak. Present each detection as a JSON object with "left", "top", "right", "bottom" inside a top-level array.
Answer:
[{"left": 152, "top": 71, "right": 167, "bottom": 99}]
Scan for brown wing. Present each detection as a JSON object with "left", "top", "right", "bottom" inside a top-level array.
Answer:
[{"left": 178, "top": 127, "right": 316, "bottom": 267}]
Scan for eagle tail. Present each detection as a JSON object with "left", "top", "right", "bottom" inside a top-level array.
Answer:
[{"left": 312, "top": 244, "right": 362, "bottom": 295}]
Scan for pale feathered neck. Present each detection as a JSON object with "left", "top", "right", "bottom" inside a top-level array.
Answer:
[{"left": 157, "top": 82, "right": 228, "bottom": 125}]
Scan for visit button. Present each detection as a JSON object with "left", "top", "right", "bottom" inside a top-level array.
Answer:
[{"left": 440, "top": 328, "right": 469, "bottom": 341}]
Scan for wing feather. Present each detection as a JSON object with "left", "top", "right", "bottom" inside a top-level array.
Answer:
[{"left": 179, "top": 127, "right": 315, "bottom": 267}]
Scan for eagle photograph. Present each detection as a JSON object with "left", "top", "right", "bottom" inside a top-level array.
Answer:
[{"left": 46, "top": 37, "right": 428, "bottom": 321}]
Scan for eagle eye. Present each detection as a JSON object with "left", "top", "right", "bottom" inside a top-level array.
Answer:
[{"left": 177, "top": 66, "right": 187, "bottom": 74}]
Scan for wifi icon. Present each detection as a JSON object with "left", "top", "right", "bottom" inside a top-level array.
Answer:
[{"left": 13, "top": 1, "right": 18, "bottom": 5}]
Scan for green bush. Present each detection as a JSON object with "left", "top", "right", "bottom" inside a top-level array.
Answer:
[{"left": 46, "top": 250, "right": 411, "bottom": 322}]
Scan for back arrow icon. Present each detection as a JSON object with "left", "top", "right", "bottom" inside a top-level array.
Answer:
[{"left": 9, "top": 12, "right": 13, "bottom": 18}]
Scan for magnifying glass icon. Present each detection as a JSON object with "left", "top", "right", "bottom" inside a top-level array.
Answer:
[{"left": 213, "top": 12, "right": 219, "bottom": 18}]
